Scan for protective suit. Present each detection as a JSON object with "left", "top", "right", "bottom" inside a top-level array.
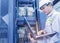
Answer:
[{"left": 44, "top": 9, "right": 60, "bottom": 43}]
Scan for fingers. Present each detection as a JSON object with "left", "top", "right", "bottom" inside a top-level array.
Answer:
[{"left": 38, "top": 30, "right": 47, "bottom": 35}]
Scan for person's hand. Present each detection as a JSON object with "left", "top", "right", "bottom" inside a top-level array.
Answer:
[
  {"left": 30, "top": 38, "right": 37, "bottom": 43},
  {"left": 38, "top": 30, "right": 47, "bottom": 36},
  {"left": 29, "top": 33, "right": 37, "bottom": 43}
]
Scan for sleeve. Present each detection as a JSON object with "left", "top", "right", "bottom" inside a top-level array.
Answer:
[{"left": 52, "top": 14, "right": 60, "bottom": 33}]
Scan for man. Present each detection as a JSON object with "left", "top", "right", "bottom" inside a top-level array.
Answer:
[
  {"left": 38, "top": 0, "right": 60, "bottom": 43},
  {"left": 30, "top": 0, "right": 60, "bottom": 43}
]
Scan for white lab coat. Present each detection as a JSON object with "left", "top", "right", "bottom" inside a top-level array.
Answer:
[{"left": 37, "top": 9, "right": 60, "bottom": 43}]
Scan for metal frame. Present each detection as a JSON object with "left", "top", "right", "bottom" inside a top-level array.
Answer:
[
  {"left": 0, "top": 0, "right": 1, "bottom": 25},
  {"left": 8, "top": 0, "right": 16, "bottom": 43}
]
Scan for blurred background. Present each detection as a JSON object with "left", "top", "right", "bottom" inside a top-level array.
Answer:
[{"left": 0, "top": 0, "right": 60, "bottom": 43}]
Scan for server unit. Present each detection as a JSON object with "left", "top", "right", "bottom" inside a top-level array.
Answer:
[{"left": 16, "top": 0, "right": 36, "bottom": 43}]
